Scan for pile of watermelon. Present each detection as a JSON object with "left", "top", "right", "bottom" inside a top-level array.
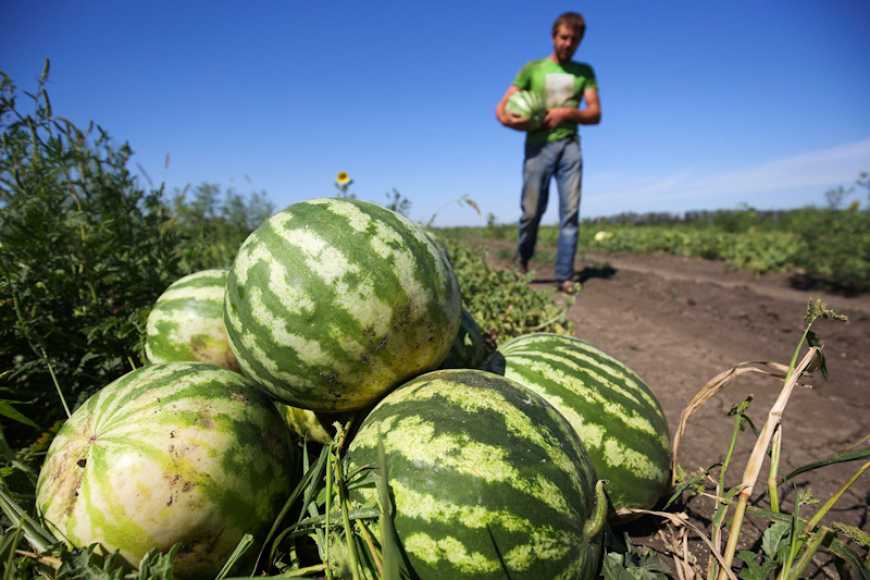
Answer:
[{"left": 36, "top": 198, "right": 672, "bottom": 579}]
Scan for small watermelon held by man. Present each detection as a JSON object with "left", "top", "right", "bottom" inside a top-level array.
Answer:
[{"left": 505, "top": 90, "right": 547, "bottom": 130}]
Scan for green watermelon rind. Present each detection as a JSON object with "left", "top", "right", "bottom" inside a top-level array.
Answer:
[
  {"left": 35, "top": 362, "right": 297, "bottom": 578},
  {"left": 498, "top": 333, "right": 672, "bottom": 514},
  {"left": 145, "top": 269, "right": 239, "bottom": 371},
  {"left": 224, "top": 198, "right": 462, "bottom": 412},
  {"left": 346, "top": 368, "right": 604, "bottom": 579}
]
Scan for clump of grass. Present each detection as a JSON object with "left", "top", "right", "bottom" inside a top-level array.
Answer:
[
  {"left": 439, "top": 237, "right": 574, "bottom": 344},
  {"left": 629, "top": 299, "right": 868, "bottom": 579}
]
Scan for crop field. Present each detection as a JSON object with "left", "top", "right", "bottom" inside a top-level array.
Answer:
[{"left": 1, "top": 70, "right": 869, "bottom": 579}]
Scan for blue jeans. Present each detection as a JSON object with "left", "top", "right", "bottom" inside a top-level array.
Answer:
[{"left": 516, "top": 136, "right": 583, "bottom": 282}]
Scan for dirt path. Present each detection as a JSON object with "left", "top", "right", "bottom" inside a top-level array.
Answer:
[{"left": 476, "top": 239, "right": 870, "bottom": 531}]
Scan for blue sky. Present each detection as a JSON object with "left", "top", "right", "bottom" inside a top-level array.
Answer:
[{"left": 4, "top": 1, "right": 870, "bottom": 226}]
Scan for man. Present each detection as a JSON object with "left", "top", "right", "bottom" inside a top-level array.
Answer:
[{"left": 496, "top": 11, "right": 601, "bottom": 293}]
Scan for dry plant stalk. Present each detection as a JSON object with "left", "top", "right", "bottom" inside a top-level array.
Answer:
[
  {"left": 623, "top": 508, "right": 738, "bottom": 580},
  {"left": 15, "top": 550, "right": 61, "bottom": 570},
  {"left": 716, "top": 347, "right": 820, "bottom": 580},
  {"left": 671, "top": 361, "right": 790, "bottom": 485}
]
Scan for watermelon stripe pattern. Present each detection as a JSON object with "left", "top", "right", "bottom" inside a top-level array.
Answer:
[
  {"left": 225, "top": 198, "right": 461, "bottom": 411},
  {"left": 505, "top": 90, "right": 546, "bottom": 130},
  {"left": 347, "top": 369, "right": 603, "bottom": 579},
  {"left": 36, "top": 363, "right": 296, "bottom": 578},
  {"left": 145, "top": 269, "right": 239, "bottom": 371},
  {"left": 498, "top": 333, "right": 671, "bottom": 513}
]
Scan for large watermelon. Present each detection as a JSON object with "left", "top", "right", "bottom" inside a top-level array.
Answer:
[
  {"left": 35, "top": 363, "right": 297, "bottom": 578},
  {"left": 145, "top": 269, "right": 239, "bottom": 371},
  {"left": 224, "top": 198, "right": 462, "bottom": 412},
  {"left": 345, "top": 369, "right": 607, "bottom": 579},
  {"left": 494, "top": 333, "right": 671, "bottom": 515}
]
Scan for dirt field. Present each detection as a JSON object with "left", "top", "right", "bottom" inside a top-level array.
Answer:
[{"left": 477, "top": 238, "right": 870, "bottom": 539}]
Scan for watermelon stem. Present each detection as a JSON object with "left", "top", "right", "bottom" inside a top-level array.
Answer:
[{"left": 583, "top": 480, "right": 608, "bottom": 542}]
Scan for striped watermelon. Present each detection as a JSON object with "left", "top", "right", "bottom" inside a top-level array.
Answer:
[
  {"left": 439, "top": 307, "right": 494, "bottom": 370},
  {"left": 35, "top": 363, "right": 297, "bottom": 578},
  {"left": 495, "top": 333, "right": 671, "bottom": 515},
  {"left": 224, "top": 198, "right": 462, "bottom": 412},
  {"left": 345, "top": 369, "right": 607, "bottom": 579},
  {"left": 505, "top": 90, "right": 546, "bottom": 130},
  {"left": 145, "top": 269, "right": 239, "bottom": 372}
]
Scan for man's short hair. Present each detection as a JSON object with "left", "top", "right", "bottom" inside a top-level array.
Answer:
[{"left": 552, "top": 11, "right": 586, "bottom": 39}]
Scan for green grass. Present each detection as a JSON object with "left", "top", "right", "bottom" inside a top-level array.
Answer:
[{"left": 439, "top": 203, "right": 870, "bottom": 293}]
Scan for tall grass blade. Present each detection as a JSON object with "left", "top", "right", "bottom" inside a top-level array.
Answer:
[
  {"left": 0, "top": 401, "right": 39, "bottom": 429},
  {"left": 2, "top": 527, "right": 23, "bottom": 580},
  {"left": 376, "top": 436, "right": 401, "bottom": 580},
  {"left": 254, "top": 444, "right": 330, "bottom": 574},
  {"left": 781, "top": 445, "right": 870, "bottom": 483},
  {"left": 805, "top": 460, "right": 870, "bottom": 533},
  {"left": 43, "top": 352, "right": 70, "bottom": 419},
  {"left": 215, "top": 533, "right": 253, "bottom": 580},
  {"left": 0, "top": 485, "right": 55, "bottom": 553}
]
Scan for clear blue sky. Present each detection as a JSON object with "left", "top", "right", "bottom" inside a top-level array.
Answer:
[{"left": 4, "top": 1, "right": 870, "bottom": 226}]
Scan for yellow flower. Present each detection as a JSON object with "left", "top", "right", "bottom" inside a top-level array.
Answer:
[{"left": 336, "top": 171, "right": 351, "bottom": 186}]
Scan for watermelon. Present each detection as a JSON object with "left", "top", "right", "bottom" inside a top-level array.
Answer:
[
  {"left": 345, "top": 369, "right": 607, "bottom": 579},
  {"left": 505, "top": 90, "right": 546, "bottom": 130},
  {"left": 439, "top": 307, "right": 494, "bottom": 370},
  {"left": 145, "top": 269, "right": 239, "bottom": 372},
  {"left": 35, "top": 362, "right": 298, "bottom": 578},
  {"left": 224, "top": 198, "right": 462, "bottom": 412},
  {"left": 494, "top": 333, "right": 671, "bottom": 515}
]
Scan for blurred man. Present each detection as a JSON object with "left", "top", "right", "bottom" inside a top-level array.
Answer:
[{"left": 496, "top": 11, "right": 601, "bottom": 293}]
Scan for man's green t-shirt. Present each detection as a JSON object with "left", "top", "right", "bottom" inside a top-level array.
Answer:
[{"left": 513, "top": 58, "right": 597, "bottom": 143}]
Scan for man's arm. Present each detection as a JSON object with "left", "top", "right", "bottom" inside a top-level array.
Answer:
[
  {"left": 496, "top": 85, "right": 532, "bottom": 131},
  {"left": 543, "top": 87, "right": 601, "bottom": 129}
]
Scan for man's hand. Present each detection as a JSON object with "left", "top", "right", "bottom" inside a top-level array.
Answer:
[
  {"left": 543, "top": 89, "right": 602, "bottom": 128},
  {"left": 542, "top": 107, "right": 574, "bottom": 129},
  {"left": 502, "top": 113, "right": 532, "bottom": 131}
]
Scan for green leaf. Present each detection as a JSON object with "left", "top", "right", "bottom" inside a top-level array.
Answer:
[
  {"left": 602, "top": 553, "right": 637, "bottom": 580},
  {"left": 136, "top": 545, "right": 179, "bottom": 579},
  {"left": 214, "top": 535, "right": 251, "bottom": 580},
  {"left": 736, "top": 551, "right": 777, "bottom": 580},
  {"left": 55, "top": 546, "right": 127, "bottom": 579},
  {"left": 832, "top": 523, "right": 870, "bottom": 549},
  {"left": 0, "top": 401, "right": 39, "bottom": 429},
  {"left": 762, "top": 520, "right": 791, "bottom": 561},
  {"left": 825, "top": 538, "right": 870, "bottom": 580},
  {"left": 782, "top": 445, "right": 870, "bottom": 483}
]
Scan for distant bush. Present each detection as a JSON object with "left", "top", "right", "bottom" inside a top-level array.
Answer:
[
  {"left": 0, "top": 67, "right": 183, "bottom": 436},
  {"left": 0, "top": 67, "right": 274, "bottom": 439},
  {"left": 170, "top": 182, "right": 274, "bottom": 271},
  {"left": 790, "top": 208, "right": 870, "bottom": 293}
]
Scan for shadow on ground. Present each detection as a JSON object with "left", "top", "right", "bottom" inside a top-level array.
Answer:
[{"left": 530, "top": 263, "right": 618, "bottom": 285}]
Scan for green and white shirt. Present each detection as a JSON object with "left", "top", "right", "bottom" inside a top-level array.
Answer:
[{"left": 513, "top": 58, "right": 598, "bottom": 143}]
